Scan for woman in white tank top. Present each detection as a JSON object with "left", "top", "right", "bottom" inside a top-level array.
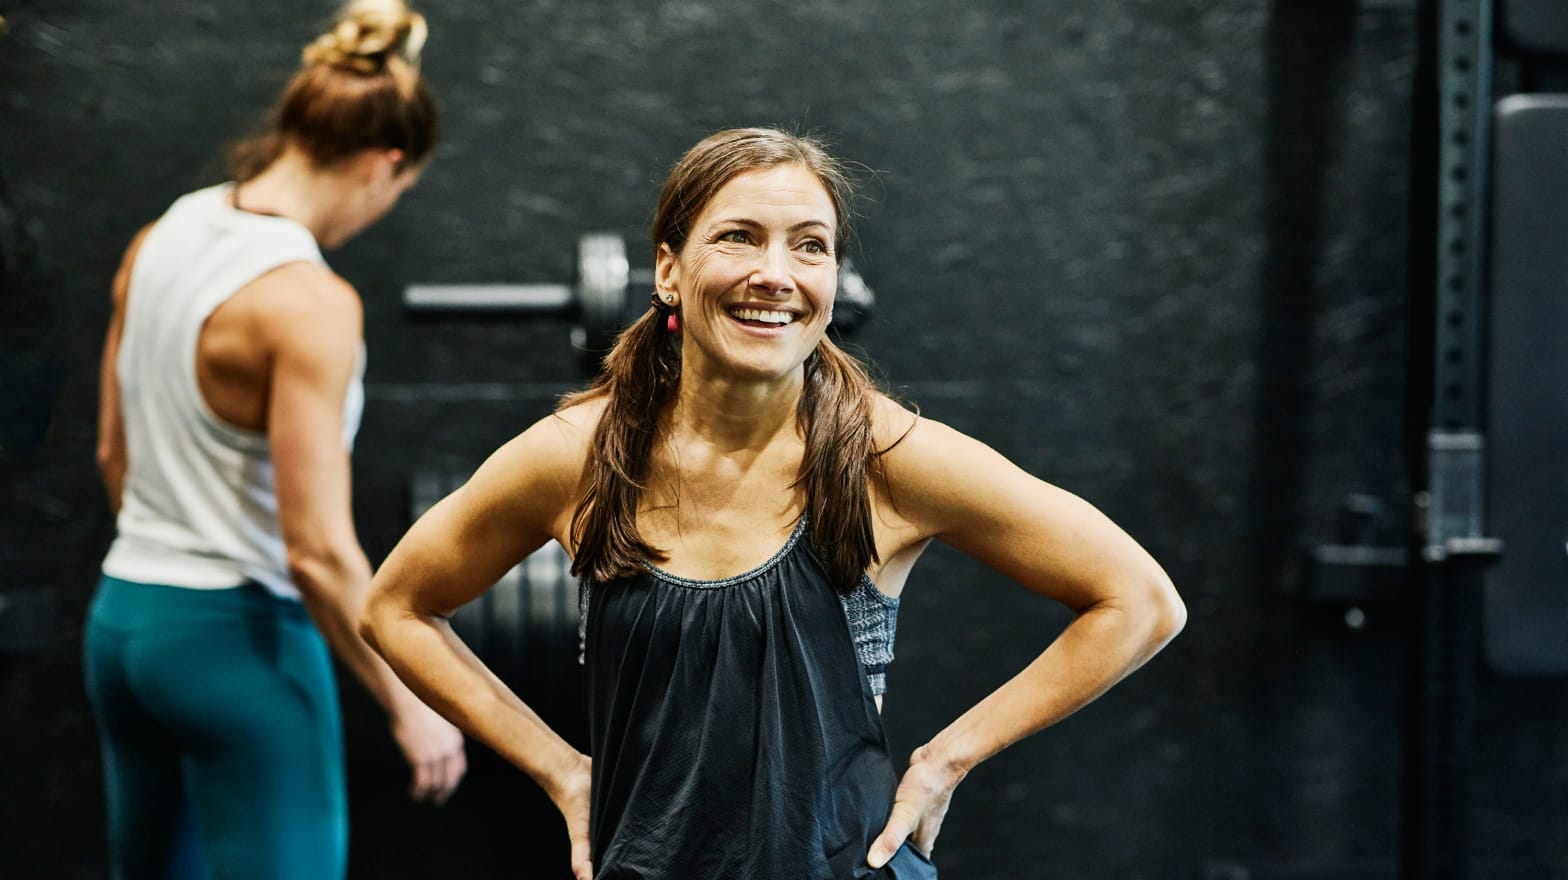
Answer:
[{"left": 86, "top": 3, "right": 464, "bottom": 878}]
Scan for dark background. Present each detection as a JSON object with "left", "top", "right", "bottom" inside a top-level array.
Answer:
[{"left": 2, "top": 0, "right": 1564, "bottom": 877}]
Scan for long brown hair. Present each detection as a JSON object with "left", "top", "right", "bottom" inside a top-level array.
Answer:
[
  {"left": 565, "top": 127, "right": 891, "bottom": 592},
  {"left": 230, "top": 0, "right": 437, "bottom": 180}
]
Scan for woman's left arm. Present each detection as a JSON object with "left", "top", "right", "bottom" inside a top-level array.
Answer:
[
  {"left": 95, "top": 225, "right": 151, "bottom": 514},
  {"left": 869, "top": 414, "right": 1186, "bottom": 867}
]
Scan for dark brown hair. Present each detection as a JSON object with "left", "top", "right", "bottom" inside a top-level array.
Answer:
[
  {"left": 565, "top": 127, "right": 891, "bottom": 592},
  {"left": 230, "top": 0, "right": 437, "bottom": 180}
]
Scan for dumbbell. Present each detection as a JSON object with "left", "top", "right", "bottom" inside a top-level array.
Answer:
[{"left": 403, "top": 232, "right": 877, "bottom": 372}]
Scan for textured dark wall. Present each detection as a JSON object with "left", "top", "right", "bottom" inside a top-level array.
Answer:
[{"left": 2, "top": 0, "right": 1565, "bottom": 878}]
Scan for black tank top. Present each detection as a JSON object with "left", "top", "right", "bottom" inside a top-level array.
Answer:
[{"left": 583, "top": 517, "right": 938, "bottom": 879}]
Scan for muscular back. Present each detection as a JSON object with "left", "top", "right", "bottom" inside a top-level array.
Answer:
[{"left": 197, "top": 262, "right": 360, "bottom": 433}]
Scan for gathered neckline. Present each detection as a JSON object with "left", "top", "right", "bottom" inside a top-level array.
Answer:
[{"left": 644, "top": 516, "right": 809, "bottom": 590}]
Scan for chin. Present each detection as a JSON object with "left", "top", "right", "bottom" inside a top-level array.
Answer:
[{"left": 726, "top": 357, "right": 810, "bottom": 384}]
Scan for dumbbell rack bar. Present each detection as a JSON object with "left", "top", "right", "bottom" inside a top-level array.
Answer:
[
  {"left": 404, "top": 270, "right": 656, "bottom": 313},
  {"left": 404, "top": 283, "right": 576, "bottom": 312}
]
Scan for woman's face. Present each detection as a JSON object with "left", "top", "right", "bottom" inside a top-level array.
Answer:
[{"left": 657, "top": 163, "right": 839, "bottom": 386}]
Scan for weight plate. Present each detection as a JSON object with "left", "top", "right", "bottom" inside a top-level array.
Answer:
[{"left": 577, "top": 232, "right": 630, "bottom": 352}]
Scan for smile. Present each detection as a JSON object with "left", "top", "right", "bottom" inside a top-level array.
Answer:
[{"left": 728, "top": 307, "right": 796, "bottom": 326}]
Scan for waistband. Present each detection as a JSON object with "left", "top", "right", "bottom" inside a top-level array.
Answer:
[{"left": 89, "top": 573, "right": 308, "bottom": 632}]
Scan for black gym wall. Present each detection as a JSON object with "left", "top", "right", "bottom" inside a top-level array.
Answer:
[{"left": 2, "top": 1, "right": 1565, "bottom": 877}]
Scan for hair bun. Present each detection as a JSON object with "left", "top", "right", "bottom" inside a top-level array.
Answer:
[{"left": 301, "top": 0, "right": 427, "bottom": 74}]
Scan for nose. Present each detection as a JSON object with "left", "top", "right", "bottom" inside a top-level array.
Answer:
[{"left": 748, "top": 244, "right": 795, "bottom": 296}]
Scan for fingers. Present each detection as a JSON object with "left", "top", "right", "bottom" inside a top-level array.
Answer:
[
  {"left": 429, "top": 748, "right": 466, "bottom": 804},
  {"left": 391, "top": 707, "right": 467, "bottom": 804},
  {"left": 560, "top": 756, "right": 594, "bottom": 880},
  {"left": 912, "top": 813, "right": 943, "bottom": 857},
  {"left": 406, "top": 760, "right": 427, "bottom": 801},
  {"left": 571, "top": 837, "right": 594, "bottom": 880},
  {"left": 407, "top": 756, "right": 437, "bottom": 802},
  {"left": 869, "top": 808, "right": 947, "bottom": 867},
  {"left": 569, "top": 810, "right": 594, "bottom": 880},
  {"left": 407, "top": 744, "right": 467, "bottom": 805},
  {"left": 871, "top": 754, "right": 962, "bottom": 868},
  {"left": 867, "top": 799, "right": 921, "bottom": 869}
]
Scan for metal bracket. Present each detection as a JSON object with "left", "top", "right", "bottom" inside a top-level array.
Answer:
[
  {"left": 1421, "top": 430, "right": 1503, "bottom": 562},
  {"left": 1301, "top": 494, "right": 1408, "bottom": 608}
]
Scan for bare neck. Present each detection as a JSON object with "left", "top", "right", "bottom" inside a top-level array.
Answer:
[
  {"left": 232, "top": 151, "right": 352, "bottom": 246},
  {"left": 667, "top": 370, "right": 805, "bottom": 455}
]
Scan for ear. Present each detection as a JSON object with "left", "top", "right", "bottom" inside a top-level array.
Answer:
[
  {"left": 654, "top": 242, "right": 680, "bottom": 305},
  {"left": 359, "top": 149, "right": 405, "bottom": 189}
]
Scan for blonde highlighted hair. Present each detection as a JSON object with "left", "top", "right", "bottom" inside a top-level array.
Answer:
[{"left": 231, "top": 0, "right": 437, "bottom": 180}]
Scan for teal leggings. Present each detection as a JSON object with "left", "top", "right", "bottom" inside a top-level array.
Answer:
[{"left": 83, "top": 575, "right": 347, "bottom": 880}]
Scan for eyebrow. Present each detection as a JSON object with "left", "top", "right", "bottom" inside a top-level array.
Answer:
[{"left": 715, "top": 218, "right": 833, "bottom": 233}]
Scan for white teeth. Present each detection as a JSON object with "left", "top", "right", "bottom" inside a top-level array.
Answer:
[{"left": 730, "top": 308, "right": 794, "bottom": 325}]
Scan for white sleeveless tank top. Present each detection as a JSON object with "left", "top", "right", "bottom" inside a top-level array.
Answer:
[{"left": 101, "top": 183, "right": 365, "bottom": 600}]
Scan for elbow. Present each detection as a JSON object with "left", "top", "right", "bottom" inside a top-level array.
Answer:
[
  {"left": 1140, "top": 573, "right": 1187, "bottom": 649},
  {"left": 358, "top": 581, "right": 393, "bottom": 651},
  {"left": 358, "top": 569, "right": 431, "bottom": 656},
  {"left": 284, "top": 542, "right": 357, "bottom": 606},
  {"left": 285, "top": 550, "right": 327, "bottom": 603},
  {"left": 95, "top": 443, "right": 123, "bottom": 486},
  {"left": 94, "top": 443, "right": 113, "bottom": 475},
  {"left": 357, "top": 611, "right": 381, "bottom": 653}
]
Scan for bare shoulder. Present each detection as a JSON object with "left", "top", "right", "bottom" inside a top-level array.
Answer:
[
  {"left": 872, "top": 400, "right": 1047, "bottom": 536},
  {"left": 214, "top": 263, "right": 359, "bottom": 376},
  {"left": 459, "top": 398, "right": 604, "bottom": 542},
  {"left": 482, "top": 397, "right": 604, "bottom": 475},
  {"left": 551, "top": 396, "right": 608, "bottom": 437},
  {"left": 871, "top": 395, "right": 977, "bottom": 476},
  {"left": 869, "top": 392, "right": 921, "bottom": 452},
  {"left": 248, "top": 262, "right": 360, "bottom": 328},
  {"left": 516, "top": 399, "right": 601, "bottom": 470},
  {"left": 111, "top": 224, "right": 156, "bottom": 307}
]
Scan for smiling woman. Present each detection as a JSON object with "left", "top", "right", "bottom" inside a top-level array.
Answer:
[
  {"left": 361, "top": 126, "right": 1187, "bottom": 880},
  {"left": 654, "top": 164, "right": 839, "bottom": 385}
]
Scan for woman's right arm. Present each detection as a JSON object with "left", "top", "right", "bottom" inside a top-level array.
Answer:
[
  {"left": 264, "top": 264, "right": 465, "bottom": 804},
  {"left": 361, "top": 409, "right": 596, "bottom": 880}
]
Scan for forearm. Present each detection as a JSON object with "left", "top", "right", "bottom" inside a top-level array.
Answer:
[
  {"left": 924, "top": 588, "right": 1184, "bottom": 775},
  {"left": 362, "top": 597, "right": 582, "bottom": 796},
  {"left": 291, "top": 549, "right": 427, "bottom": 717}
]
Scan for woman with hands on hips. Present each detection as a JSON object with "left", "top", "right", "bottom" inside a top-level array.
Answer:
[
  {"left": 87, "top": 3, "right": 463, "bottom": 878},
  {"left": 362, "top": 127, "right": 1186, "bottom": 879}
]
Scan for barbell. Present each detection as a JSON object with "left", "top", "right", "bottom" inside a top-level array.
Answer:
[
  {"left": 403, "top": 232, "right": 878, "bottom": 372},
  {"left": 404, "top": 232, "right": 637, "bottom": 371}
]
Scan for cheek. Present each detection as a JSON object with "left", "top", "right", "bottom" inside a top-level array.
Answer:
[
  {"left": 680, "top": 251, "right": 729, "bottom": 294},
  {"left": 808, "top": 267, "right": 839, "bottom": 309}
]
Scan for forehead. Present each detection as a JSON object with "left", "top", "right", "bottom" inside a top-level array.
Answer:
[{"left": 697, "top": 164, "right": 836, "bottom": 227}]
